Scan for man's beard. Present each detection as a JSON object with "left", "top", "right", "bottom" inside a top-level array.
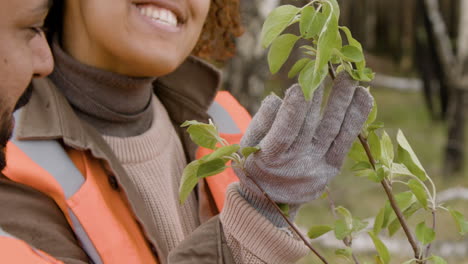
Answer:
[{"left": 0, "top": 83, "right": 33, "bottom": 171}]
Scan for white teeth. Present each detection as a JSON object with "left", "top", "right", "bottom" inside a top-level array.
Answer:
[{"left": 137, "top": 5, "right": 178, "bottom": 27}]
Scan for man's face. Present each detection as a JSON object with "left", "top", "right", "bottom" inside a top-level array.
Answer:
[{"left": 0, "top": 0, "right": 53, "bottom": 170}]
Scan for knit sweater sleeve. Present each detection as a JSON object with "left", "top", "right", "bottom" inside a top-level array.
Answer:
[{"left": 219, "top": 183, "right": 309, "bottom": 264}]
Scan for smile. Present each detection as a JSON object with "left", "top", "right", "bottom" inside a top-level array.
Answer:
[{"left": 137, "top": 5, "right": 178, "bottom": 28}]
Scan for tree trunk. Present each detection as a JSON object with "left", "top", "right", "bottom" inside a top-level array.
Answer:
[{"left": 444, "top": 0, "right": 468, "bottom": 174}]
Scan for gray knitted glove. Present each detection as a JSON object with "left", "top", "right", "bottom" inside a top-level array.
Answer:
[{"left": 235, "top": 72, "right": 374, "bottom": 227}]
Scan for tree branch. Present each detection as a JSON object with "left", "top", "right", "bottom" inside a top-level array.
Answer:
[
  {"left": 358, "top": 135, "right": 422, "bottom": 262},
  {"left": 243, "top": 169, "right": 330, "bottom": 264},
  {"left": 424, "top": 210, "right": 437, "bottom": 260},
  {"left": 327, "top": 62, "right": 422, "bottom": 262}
]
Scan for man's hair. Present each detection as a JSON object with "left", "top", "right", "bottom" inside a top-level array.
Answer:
[{"left": 44, "top": 0, "right": 244, "bottom": 63}]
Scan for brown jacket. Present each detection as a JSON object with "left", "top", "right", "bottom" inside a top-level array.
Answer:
[{"left": 0, "top": 56, "right": 235, "bottom": 263}]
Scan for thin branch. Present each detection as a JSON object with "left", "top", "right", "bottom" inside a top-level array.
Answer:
[
  {"left": 325, "top": 189, "right": 361, "bottom": 264},
  {"left": 243, "top": 169, "right": 330, "bottom": 264},
  {"left": 424, "top": 210, "right": 437, "bottom": 260},
  {"left": 327, "top": 64, "right": 422, "bottom": 262},
  {"left": 358, "top": 135, "right": 422, "bottom": 262}
]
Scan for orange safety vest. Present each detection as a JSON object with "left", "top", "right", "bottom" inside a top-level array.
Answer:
[{"left": 0, "top": 91, "right": 251, "bottom": 264}]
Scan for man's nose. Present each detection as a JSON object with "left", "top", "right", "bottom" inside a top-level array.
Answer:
[{"left": 32, "top": 33, "right": 53, "bottom": 78}]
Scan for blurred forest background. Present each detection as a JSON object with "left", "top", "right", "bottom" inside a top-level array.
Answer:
[{"left": 221, "top": 0, "right": 468, "bottom": 262}]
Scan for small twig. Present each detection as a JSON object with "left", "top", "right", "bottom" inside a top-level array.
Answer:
[
  {"left": 325, "top": 189, "right": 361, "bottom": 264},
  {"left": 424, "top": 210, "right": 437, "bottom": 260},
  {"left": 358, "top": 135, "right": 422, "bottom": 262},
  {"left": 243, "top": 169, "right": 330, "bottom": 264},
  {"left": 327, "top": 65, "right": 422, "bottom": 262}
]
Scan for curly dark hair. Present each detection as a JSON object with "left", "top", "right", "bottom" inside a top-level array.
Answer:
[{"left": 44, "top": 0, "right": 244, "bottom": 63}]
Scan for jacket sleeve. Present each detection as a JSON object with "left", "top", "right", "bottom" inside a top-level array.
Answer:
[
  {"left": 219, "top": 183, "right": 309, "bottom": 264},
  {"left": 0, "top": 174, "right": 89, "bottom": 264},
  {"left": 169, "top": 183, "right": 309, "bottom": 264}
]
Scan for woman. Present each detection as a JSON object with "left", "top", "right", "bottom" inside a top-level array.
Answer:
[{"left": 0, "top": 0, "right": 373, "bottom": 263}]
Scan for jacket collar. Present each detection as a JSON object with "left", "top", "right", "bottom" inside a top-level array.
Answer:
[{"left": 15, "top": 56, "right": 222, "bottom": 148}]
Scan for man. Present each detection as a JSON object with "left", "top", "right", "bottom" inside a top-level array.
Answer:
[
  {"left": 0, "top": 0, "right": 53, "bottom": 262},
  {"left": 0, "top": 0, "right": 53, "bottom": 170}
]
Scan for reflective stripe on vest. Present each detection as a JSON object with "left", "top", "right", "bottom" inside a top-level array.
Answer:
[
  {"left": 0, "top": 226, "right": 64, "bottom": 263},
  {"left": 0, "top": 226, "right": 14, "bottom": 238},
  {"left": 6, "top": 112, "right": 157, "bottom": 264},
  {"left": 10, "top": 110, "right": 103, "bottom": 264}
]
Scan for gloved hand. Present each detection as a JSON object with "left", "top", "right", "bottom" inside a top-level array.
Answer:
[{"left": 234, "top": 72, "right": 374, "bottom": 227}]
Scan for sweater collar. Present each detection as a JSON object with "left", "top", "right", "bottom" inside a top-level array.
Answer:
[{"left": 49, "top": 40, "right": 155, "bottom": 137}]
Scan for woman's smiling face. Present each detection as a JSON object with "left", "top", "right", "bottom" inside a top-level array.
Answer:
[{"left": 61, "top": 0, "right": 210, "bottom": 77}]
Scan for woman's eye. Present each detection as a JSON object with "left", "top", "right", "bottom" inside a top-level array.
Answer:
[{"left": 30, "top": 26, "right": 47, "bottom": 35}]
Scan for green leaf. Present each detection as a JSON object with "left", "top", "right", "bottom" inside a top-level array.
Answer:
[
  {"left": 308, "top": 225, "right": 333, "bottom": 239},
  {"left": 375, "top": 256, "right": 385, "bottom": 264},
  {"left": 277, "top": 203, "right": 290, "bottom": 217},
  {"left": 268, "top": 34, "right": 300, "bottom": 74},
  {"left": 352, "top": 218, "right": 369, "bottom": 233},
  {"left": 241, "top": 146, "right": 260, "bottom": 159},
  {"left": 354, "top": 168, "right": 379, "bottom": 182},
  {"left": 335, "top": 206, "right": 353, "bottom": 229},
  {"left": 300, "top": 6, "right": 326, "bottom": 39},
  {"left": 197, "top": 159, "right": 227, "bottom": 179},
  {"left": 305, "top": 4, "right": 339, "bottom": 100},
  {"left": 368, "top": 122, "right": 385, "bottom": 132},
  {"left": 366, "top": 102, "right": 378, "bottom": 127},
  {"left": 320, "top": 190, "right": 329, "bottom": 199},
  {"left": 339, "top": 45, "right": 364, "bottom": 62},
  {"left": 339, "top": 25, "right": 365, "bottom": 70},
  {"left": 415, "top": 221, "right": 435, "bottom": 245},
  {"left": 288, "top": 58, "right": 311, "bottom": 78},
  {"left": 408, "top": 179, "right": 428, "bottom": 209},
  {"left": 334, "top": 219, "right": 352, "bottom": 240},
  {"left": 261, "top": 5, "right": 300, "bottom": 48},
  {"left": 325, "top": 0, "right": 340, "bottom": 19},
  {"left": 181, "top": 120, "right": 221, "bottom": 150},
  {"left": 179, "top": 160, "right": 201, "bottom": 204},
  {"left": 383, "top": 192, "right": 416, "bottom": 227},
  {"left": 339, "top": 26, "right": 362, "bottom": 51},
  {"left": 368, "top": 232, "right": 390, "bottom": 264},
  {"left": 298, "top": 59, "right": 328, "bottom": 100},
  {"left": 429, "top": 256, "right": 448, "bottom": 264},
  {"left": 402, "top": 260, "right": 416, "bottom": 264},
  {"left": 351, "top": 161, "right": 372, "bottom": 171},
  {"left": 348, "top": 140, "right": 368, "bottom": 162},
  {"left": 380, "top": 131, "right": 394, "bottom": 167},
  {"left": 368, "top": 131, "right": 381, "bottom": 161},
  {"left": 374, "top": 207, "right": 385, "bottom": 235},
  {"left": 376, "top": 166, "right": 386, "bottom": 182},
  {"left": 391, "top": 163, "right": 415, "bottom": 177},
  {"left": 396, "top": 130, "right": 428, "bottom": 181},
  {"left": 335, "top": 248, "right": 352, "bottom": 258},
  {"left": 355, "top": 68, "right": 375, "bottom": 82},
  {"left": 448, "top": 208, "right": 468, "bottom": 235},
  {"left": 387, "top": 202, "right": 421, "bottom": 236},
  {"left": 203, "top": 144, "right": 240, "bottom": 161}
]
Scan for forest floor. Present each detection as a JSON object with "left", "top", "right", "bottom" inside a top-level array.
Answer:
[{"left": 295, "top": 86, "right": 468, "bottom": 264}]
